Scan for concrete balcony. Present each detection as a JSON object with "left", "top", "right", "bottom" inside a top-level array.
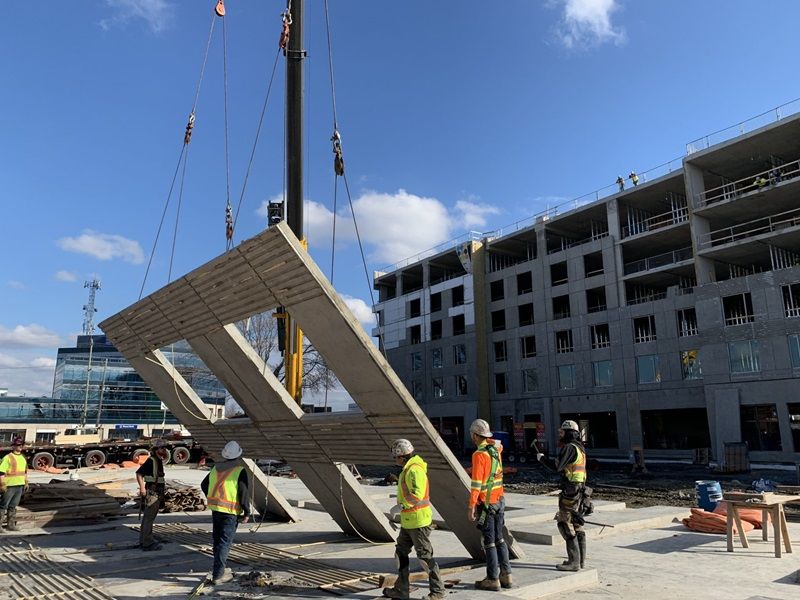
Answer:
[
  {"left": 697, "top": 205, "right": 800, "bottom": 252},
  {"left": 623, "top": 247, "right": 694, "bottom": 277},
  {"left": 694, "top": 158, "right": 800, "bottom": 211}
]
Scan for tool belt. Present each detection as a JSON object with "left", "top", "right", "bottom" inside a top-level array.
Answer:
[
  {"left": 475, "top": 501, "right": 500, "bottom": 529},
  {"left": 567, "top": 486, "right": 594, "bottom": 526}
]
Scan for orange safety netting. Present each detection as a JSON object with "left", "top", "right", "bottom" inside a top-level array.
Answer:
[
  {"left": 682, "top": 508, "right": 755, "bottom": 534},
  {"left": 712, "top": 502, "right": 769, "bottom": 528}
]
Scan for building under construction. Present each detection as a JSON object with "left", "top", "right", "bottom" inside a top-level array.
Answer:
[{"left": 373, "top": 111, "right": 800, "bottom": 465}]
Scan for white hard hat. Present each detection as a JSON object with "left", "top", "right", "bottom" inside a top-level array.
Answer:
[
  {"left": 221, "top": 440, "right": 243, "bottom": 460},
  {"left": 560, "top": 420, "right": 579, "bottom": 432},
  {"left": 469, "top": 418, "right": 492, "bottom": 438},
  {"left": 391, "top": 439, "right": 414, "bottom": 457}
]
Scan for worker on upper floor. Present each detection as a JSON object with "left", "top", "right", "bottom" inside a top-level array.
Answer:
[
  {"left": 468, "top": 419, "right": 512, "bottom": 592},
  {"left": 536, "top": 420, "right": 589, "bottom": 571},
  {"left": 136, "top": 438, "right": 169, "bottom": 551},
  {"left": 0, "top": 437, "right": 28, "bottom": 532},
  {"left": 629, "top": 171, "right": 639, "bottom": 186},
  {"left": 200, "top": 441, "right": 252, "bottom": 588},
  {"left": 383, "top": 438, "right": 445, "bottom": 600}
]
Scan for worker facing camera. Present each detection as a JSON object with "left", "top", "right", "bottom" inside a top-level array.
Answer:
[{"left": 135, "top": 438, "right": 168, "bottom": 552}]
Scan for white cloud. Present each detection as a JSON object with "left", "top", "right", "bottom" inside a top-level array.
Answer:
[
  {"left": 55, "top": 270, "right": 78, "bottom": 282},
  {"left": 7, "top": 281, "right": 25, "bottom": 290},
  {"left": 552, "top": 0, "right": 626, "bottom": 49},
  {"left": 0, "top": 325, "right": 62, "bottom": 349},
  {"left": 342, "top": 295, "right": 376, "bottom": 331},
  {"left": 0, "top": 353, "right": 57, "bottom": 397},
  {"left": 58, "top": 230, "right": 144, "bottom": 264},
  {"left": 99, "top": 0, "right": 174, "bottom": 33},
  {"left": 257, "top": 190, "right": 501, "bottom": 267}
]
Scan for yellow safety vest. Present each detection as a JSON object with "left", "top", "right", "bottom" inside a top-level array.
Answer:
[
  {"left": 143, "top": 456, "right": 165, "bottom": 485},
  {"left": 207, "top": 465, "right": 244, "bottom": 515},
  {"left": 0, "top": 452, "right": 27, "bottom": 487},
  {"left": 565, "top": 443, "right": 587, "bottom": 483},
  {"left": 396, "top": 455, "right": 432, "bottom": 529}
]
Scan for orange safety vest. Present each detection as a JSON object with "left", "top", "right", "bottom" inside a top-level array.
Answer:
[
  {"left": 207, "top": 465, "right": 244, "bottom": 515},
  {"left": 469, "top": 440, "right": 504, "bottom": 507}
]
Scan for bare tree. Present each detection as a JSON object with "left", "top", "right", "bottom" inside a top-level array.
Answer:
[{"left": 236, "top": 311, "right": 338, "bottom": 394}]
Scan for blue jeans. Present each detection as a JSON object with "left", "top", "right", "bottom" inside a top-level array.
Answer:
[
  {"left": 479, "top": 496, "right": 511, "bottom": 580},
  {"left": 211, "top": 511, "right": 239, "bottom": 580}
]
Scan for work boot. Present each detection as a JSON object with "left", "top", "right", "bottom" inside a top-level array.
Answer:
[
  {"left": 142, "top": 542, "right": 163, "bottom": 551},
  {"left": 426, "top": 593, "right": 446, "bottom": 600},
  {"left": 556, "top": 537, "right": 580, "bottom": 571},
  {"left": 213, "top": 568, "right": 234, "bottom": 585},
  {"left": 577, "top": 531, "right": 586, "bottom": 569},
  {"left": 499, "top": 571, "right": 513, "bottom": 589},
  {"left": 382, "top": 587, "right": 410, "bottom": 599},
  {"left": 475, "top": 577, "right": 501, "bottom": 591},
  {"left": 6, "top": 509, "right": 19, "bottom": 532}
]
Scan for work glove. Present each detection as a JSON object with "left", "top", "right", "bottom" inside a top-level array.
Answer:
[
  {"left": 536, "top": 453, "right": 544, "bottom": 462},
  {"left": 389, "top": 504, "right": 402, "bottom": 517}
]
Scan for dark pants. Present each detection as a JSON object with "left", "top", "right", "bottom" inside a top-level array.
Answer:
[
  {"left": 393, "top": 525, "right": 444, "bottom": 596},
  {"left": 0, "top": 486, "right": 24, "bottom": 512},
  {"left": 139, "top": 491, "right": 161, "bottom": 548},
  {"left": 211, "top": 510, "right": 239, "bottom": 581},
  {"left": 479, "top": 497, "right": 511, "bottom": 580}
]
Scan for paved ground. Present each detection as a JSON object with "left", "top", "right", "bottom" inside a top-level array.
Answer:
[{"left": 2, "top": 466, "right": 797, "bottom": 600}]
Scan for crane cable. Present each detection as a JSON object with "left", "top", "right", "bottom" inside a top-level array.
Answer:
[
  {"left": 319, "top": 0, "right": 393, "bottom": 547},
  {"left": 139, "top": 7, "right": 218, "bottom": 299}
]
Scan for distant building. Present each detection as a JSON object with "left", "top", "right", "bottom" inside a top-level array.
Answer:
[
  {"left": 373, "top": 111, "right": 800, "bottom": 464},
  {"left": 0, "top": 335, "right": 226, "bottom": 444}
]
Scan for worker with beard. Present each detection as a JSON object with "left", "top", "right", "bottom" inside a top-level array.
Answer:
[{"left": 536, "top": 420, "right": 588, "bottom": 571}]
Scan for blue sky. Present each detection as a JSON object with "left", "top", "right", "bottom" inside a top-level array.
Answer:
[{"left": 1, "top": 0, "right": 799, "bottom": 398}]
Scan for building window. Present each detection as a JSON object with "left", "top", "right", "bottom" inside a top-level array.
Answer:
[
  {"left": 432, "top": 377, "right": 444, "bottom": 398},
  {"left": 522, "top": 369, "right": 538, "bottom": 393},
  {"left": 783, "top": 283, "right": 800, "bottom": 318},
  {"left": 677, "top": 308, "right": 698, "bottom": 337},
  {"left": 494, "top": 372, "right": 508, "bottom": 394},
  {"left": 451, "top": 285, "right": 464, "bottom": 307},
  {"left": 551, "top": 262, "right": 568, "bottom": 286},
  {"left": 633, "top": 315, "right": 657, "bottom": 343},
  {"left": 636, "top": 355, "right": 661, "bottom": 384},
  {"left": 788, "top": 403, "right": 800, "bottom": 452},
  {"left": 452, "top": 314, "right": 465, "bottom": 336},
  {"left": 0, "top": 430, "right": 25, "bottom": 444},
  {"left": 740, "top": 405, "right": 782, "bottom": 451},
  {"left": 553, "top": 295, "right": 571, "bottom": 319},
  {"left": 557, "top": 365, "right": 576, "bottom": 390},
  {"left": 376, "top": 310, "right": 384, "bottom": 326},
  {"left": 728, "top": 340, "right": 760, "bottom": 374},
  {"left": 35, "top": 431, "right": 56, "bottom": 444},
  {"left": 641, "top": 408, "right": 711, "bottom": 450},
  {"left": 455, "top": 375, "right": 468, "bottom": 396},
  {"left": 560, "top": 412, "right": 619, "bottom": 448},
  {"left": 520, "top": 335, "right": 536, "bottom": 358},
  {"left": 431, "top": 319, "right": 442, "bottom": 340},
  {"left": 680, "top": 350, "right": 703, "bottom": 380},
  {"left": 590, "top": 323, "right": 611, "bottom": 349},
  {"left": 490, "top": 280, "right": 505, "bottom": 302},
  {"left": 494, "top": 340, "right": 507, "bottom": 362},
  {"left": 583, "top": 252, "right": 604, "bottom": 278},
  {"left": 430, "top": 292, "right": 442, "bottom": 313},
  {"left": 723, "top": 293, "right": 754, "bottom": 326},
  {"left": 432, "top": 348, "right": 443, "bottom": 369},
  {"left": 409, "top": 298, "right": 421, "bottom": 318},
  {"left": 517, "top": 272, "right": 532, "bottom": 295},
  {"left": 592, "top": 360, "right": 613, "bottom": 387},
  {"left": 491, "top": 310, "right": 506, "bottom": 332},
  {"left": 411, "top": 380, "right": 423, "bottom": 400},
  {"left": 556, "top": 330, "right": 574, "bottom": 354},
  {"left": 518, "top": 303, "right": 534, "bottom": 326},
  {"left": 408, "top": 325, "right": 421, "bottom": 345},
  {"left": 453, "top": 344, "right": 467, "bottom": 365},
  {"left": 789, "top": 335, "right": 800, "bottom": 368},
  {"left": 586, "top": 287, "right": 607, "bottom": 313},
  {"left": 411, "top": 351, "right": 422, "bottom": 372}
]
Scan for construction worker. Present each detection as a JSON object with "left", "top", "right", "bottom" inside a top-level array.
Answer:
[
  {"left": 629, "top": 171, "right": 639, "bottom": 186},
  {"left": 616, "top": 175, "right": 625, "bottom": 192},
  {"left": 383, "top": 439, "right": 445, "bottom": 600},
  {"left": 536, "top": 420, "right": 588, "bottom": 571},
  {"left": 200, "top": 441, "right": 251, "bottom": 587},
  {"left": 468, "top": 419, "right": 512, "bottom": 591},
  {"left": 136, "top": 439, "right": 168, "bottom": 551},
  {"left": 0, "top": 437, "right": 28, "bottom": 532}
]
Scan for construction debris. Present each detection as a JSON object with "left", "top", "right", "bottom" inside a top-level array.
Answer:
[
  {"left": 160, "top": 484, "right": 207, "bottom": 513},
  {"left": 18, "top": 482, "right": 123, "bottom": 528}
]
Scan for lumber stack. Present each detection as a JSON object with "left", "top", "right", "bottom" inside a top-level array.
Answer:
[
  {"left": 17, "top": 481, "right": 123, "bottom": 528},
  {"left": 161, "top": 484, "right": 207, "bottom": 513}
]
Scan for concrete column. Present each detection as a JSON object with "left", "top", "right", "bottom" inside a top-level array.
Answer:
[
  {"left": 684, "top": 161, "right": 716, "bottom": 284},
  {"left": 606, "top": 198, "right": 628, "bottom": 305},
  {"left": 471, "top": 240, "right": 492, "bottom": 423}
]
